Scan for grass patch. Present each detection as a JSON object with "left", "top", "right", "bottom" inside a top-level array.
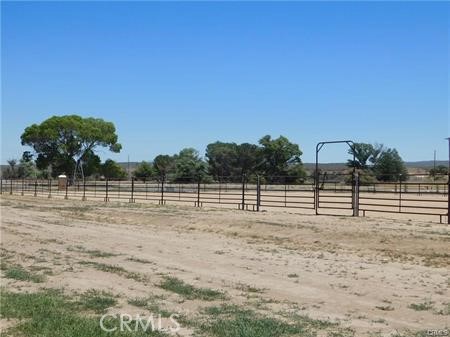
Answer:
[
  {"left": 128, "top": 296, "right": 171, "bottom": 317},
  {"left": 78, "top": 261, "right": 147, "bottom": 282},
  {"left": 159, "top": 276, "right": 225, "bottom": 301},
  {"left": 199, "top": 304, "right": 312, "bottom": 337},
  {"left": 2, "top": 264, "right": 45, "bottom": 283},
  {"left": 408, "top": 301, "right": 434, "bottom": 311},
  {"left": 0, "top": 289, "right": 168, "bottom": 337},
  {"left": 126, "top": 257, "right": 154, "bottom": 264},
  {"left": 78, "top": 289, "right": 117, "bottom": 313},
  {"left": 236, "top": 283, "right": 265, "bottom": 294},
  {"left": 68, "top": 245, "right": 118, "bottom": 258}
]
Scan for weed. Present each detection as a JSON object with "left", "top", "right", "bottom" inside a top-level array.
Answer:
[
  {"left": 3, "top": 264, "right": 45, "bottom": 283},
  {"left": 408, "top": 301, "right": 434, "bottom": 311},
  {"left": 159, "top": 276, "right": 225, "bottom": 301},
  {"left": 78, "top": 289, "right": 117, "bottom": 313},
  {"left": 0, "top": 289, "right": 167, "bottom": 337}
]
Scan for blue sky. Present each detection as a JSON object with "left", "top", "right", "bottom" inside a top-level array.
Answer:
[{"left": 1, "top": 1, "right": 449, "bottom": 164}]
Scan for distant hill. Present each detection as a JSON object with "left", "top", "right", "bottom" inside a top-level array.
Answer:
[{"left": 302, "top": 160, "right": 447, "bottom": 172}]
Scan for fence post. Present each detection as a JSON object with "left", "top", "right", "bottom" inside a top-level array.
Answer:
[
  {"left": 241, "top": 174, "right": 246, "bottom": 210},
  {"left": 10, "top": 179, "right": 13, "bottom": 195},
  {"left": 0, "top": 179, "right": 2, "bottom": 194},
  {"left": 82, "top": 179, "right": 86, "bottom": 201},
  {"left": 196, "top": 179, "right": 201, "bottom": 207},
  {"left": 48, "top": 179, "right": 52, "bottom": 198},
  {"left": 315, "top": 172, "right": 319, "bottom": 214},
  {"left": 22, "top": 179, "right": 25, "bottom": 196},
  {"left": 65, "top": 179, "right": 69, "bottom": 199},
  {"left": 104, "top": 179, "right": 109, "bottom": 202},
  {"left": 399, "top": 175, "right": 402, "bottom": 212},
  {"left": 447, "top": 175, "right": 450, "bottom": 225},
  {"left": 353, "top": 173, "right": 359, "bottom": 217},
  {"left": 145, "top": 181, "right": 148, "bottom": 200},
  {"left": 160, "top": 176, "right": 165, "bottom": 205},
  {"left": 129, "top": 179, "right": 135, "bottom": 203},
  {"left": 256, "top": 175, "right": 261, "bottom": 212}
]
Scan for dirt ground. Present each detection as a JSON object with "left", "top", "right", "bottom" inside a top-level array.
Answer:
[{"left": 0, "top": 195, "right": 449, "bottom": 336}]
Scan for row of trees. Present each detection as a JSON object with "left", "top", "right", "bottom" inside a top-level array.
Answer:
[
  {"left": 2, "top": 115, "right": 431, "bottom": 183},
  {"left": 1, "top": 154, "right": 129, "bottom": 180},
  {"left": 5, "top": 115, "right": 306, "bottom": 182},
  {"left": 133, "top": 135, "right": 307, "bottom": 183}
]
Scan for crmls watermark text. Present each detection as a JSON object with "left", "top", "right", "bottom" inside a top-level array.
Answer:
[
  {"left": 427, "top": 329, "right": 449, "bottom": 336},
  {"left": 100, "top": 313, "right": 181, "bottom": 333}
]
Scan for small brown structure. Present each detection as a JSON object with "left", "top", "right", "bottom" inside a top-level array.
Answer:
[{"left": 58, "top": 174, "right": 67, "bottom": 191}]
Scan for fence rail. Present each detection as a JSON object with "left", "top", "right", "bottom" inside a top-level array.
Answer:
[{"left": 1, "top": 174, "right": 449, "bottom": 223}]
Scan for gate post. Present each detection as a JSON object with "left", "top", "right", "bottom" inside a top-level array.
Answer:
[
  {"left": 353, "top": 172, "right": 359, "bottom": 217},
  {"left": 159, "top": 176, "right": 165, "bottom": 205},
  {"left": 256, "top": 175, "right": 261, "bottom": 212},
  {"left": 129, "top": 179, "right": 135, "bottom": 203},
  {"left": 447, "top": 175, "right": 450, "bottom": 225},
  {"left": 82, "top": 179, "right": 87, "bottom": 201},
  {"left": 65, "top": 179, "right": 69, "bottom": 199},
  {"left": 104, "top": 179, "right": 109, "bottom": 202},
  {"left": 241, "top": 174, "right": 246, "bottom": 210},
  {"left": 196, "top": 179, "right": 201, "bottom": 207}
]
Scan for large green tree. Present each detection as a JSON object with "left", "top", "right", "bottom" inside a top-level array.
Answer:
[
  {"left": 347, "top": 143, "right": 384, "bottom": 170},
  {"left": 235, "top": 143, "right": 261, "bottom": 176},
  {"left": 347, "top": 143, "right": 375, "bottom": 170},
  {"left": 21, "top": 115, "right": 122, "bottom": 178},
  {"left": 259, "top": 135, "right": 304, "bottom": 180},
  {"left": 133, "top": 161, "right": 155, "bottom": 181},
  {"left": 153, "top": 155, "right": 175, "bottom": 179},
  {"left": 100, "top": 159, "right": 127, "bottom": 179},
  {"left": 373, "top": 149, "right": 408, "bottom": 182},
  {"left": 173, "top": 148, "right": 207, "bottom": 182},
  {"left": 205, "top": 142, "right": 239, "bottom": 178}
]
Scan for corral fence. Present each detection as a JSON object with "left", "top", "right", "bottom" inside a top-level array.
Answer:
[{"left": 1, "top": 173, "right": 448, "bottom": 223}]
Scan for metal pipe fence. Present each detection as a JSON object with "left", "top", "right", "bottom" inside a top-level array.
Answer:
[{"left": 1, "top": 173, "right": 448, "bottom": 223}]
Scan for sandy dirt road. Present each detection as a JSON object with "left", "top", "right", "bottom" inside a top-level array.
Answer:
[{"left": 0, "top": 195, "right": 449, "bottom": 336}]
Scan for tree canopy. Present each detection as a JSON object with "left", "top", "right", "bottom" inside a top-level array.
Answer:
[
  {"left": 21, "top": 115, "right": 122, "bottom": 178},
  {"left": 429, "top": 165, "right": 448, "bottom": 180},
  {"left": 259, "top": 135, "right": 303, "bottom": 180},
  {"left": 14, "top": 117, "right": 410, "bottom": 184},
  {"left": 373, "top": 149, "right": 408, "bottom": 181},
  {"left": 100, "top": 159, "right": 127, "bottom": 179},
  {"left": 133, "top": 161, "right": 154, "bottom": 181},
  {"left": 346, "top": 143, "right": 408, "bottom": 182}
]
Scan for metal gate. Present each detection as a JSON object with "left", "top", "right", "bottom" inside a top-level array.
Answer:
[{"left": 316, "top": 173, "right": 357, "bottom": 216}]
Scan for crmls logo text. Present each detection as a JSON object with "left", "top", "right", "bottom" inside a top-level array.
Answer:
[{"left": 100, "top": 313, "right": 181, "bottom": 333}]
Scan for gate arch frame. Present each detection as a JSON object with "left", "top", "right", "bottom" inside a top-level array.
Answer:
[{"left": 315, "top": 140, "right": 357, "bottom": 216}]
